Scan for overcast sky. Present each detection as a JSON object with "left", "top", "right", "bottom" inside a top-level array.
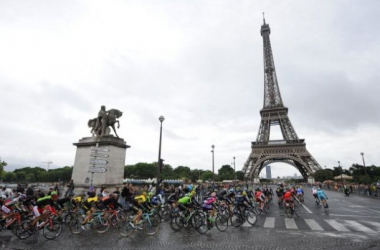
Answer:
[{"left": 1, "top": 0, "right": 379, "bottom": 178}]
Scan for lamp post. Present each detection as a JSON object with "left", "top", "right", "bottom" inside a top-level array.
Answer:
[
  {"left": 233, "top": 156, "right": 236, "bottom": 182},
  {"left": 156, "top": 115, "right": 165, "bottom": 195},
  {"left": 338, "top": 161, "right": 343, "bottom": 185},
  {"left": 360, "top": 152, "right": 367, "bottom": 175},
  {"left": 211, "top": 145, "right": 215, "bottom": 186}
]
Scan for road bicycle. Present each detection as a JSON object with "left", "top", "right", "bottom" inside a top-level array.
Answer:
[
  {"left": 196, "top": 205, "right": 229, "bottom": 234},
  {"left": 230, "top": 205, "right": 257, "bottom": 228},
  {"left": 285, "top": 201, "right": 300, "bottom": 218},
  {"left": 118, "top": 211, "right": 160, "bottom": 237},
  {"left": 16, "top": 209, "right": 62, "bottom": 240},
  {"left": 69, "top": 209, "right": 110, "bottom": 234}
]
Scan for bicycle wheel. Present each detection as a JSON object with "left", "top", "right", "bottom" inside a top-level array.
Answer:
[
  {"left": 285, "top": 207, "right": 293, "bottom": 218},
  {"left": 16, "top": 220, "right": 32, "bottom": 239},
  {"left": 215, "top": 214, "right": 228, "bottom": 232},
  {"left": 69, "top": 215, "right": 84, "bottom": 235},
  {"left": 43, "top": 217, "right": 62, "bottom": 240},
  {"left": 230, "top": 212, "right": 244, "bottom": 228},
  {"left": 195, "top": 219, "right": 208, "bottom": 234},
  {"left": 294, "top": 206, "right": 301, "bottom": 217},
  {"left": 10, "top": 221, "right": 20, "bottom": 235},
  {"left": 246, "top": 209, "right": 258, "bottom": 225},
  {"left": 170, "top": 215, "right": 183, "bottom": 232},
  {"left": 324, "top": 206, "right": 329, "bottom": 215},
  {"left": 111, "top": 213, "right": 126, "bottom": 228},
  {"left": 160, "top": 205, "right": 171, "bottom": 222},
  {"left": 264, "top": 203, "right": 270, "bottom": 214},
  {"left": 118, "top": 218, "right": 135, "bottom": 237},
  {"left": 144, "top": 217, "right": 160, "bottom": 236},
  {"left": 91, "top": 216, "right": 110, "bottom": 234},
  {"left": 64, "top": 212, "right": 76, "bottom": 225}
]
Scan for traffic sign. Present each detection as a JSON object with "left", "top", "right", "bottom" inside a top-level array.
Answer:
[
  {"left": 91, "top": 147, "right": 110, "bottom": 152},
  {"left": 90, "top": 152, "right": 109, "bottom": 158},
  {"left": 88, "top": 167, "right": 107, "bottom": 173},
  {"left": 89, "top": 159, "right": 108, "bottom": 165}
]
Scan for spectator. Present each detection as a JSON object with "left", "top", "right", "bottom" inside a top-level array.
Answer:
[
  {"left": 100, "top": 184, "right": 106, "bottom": 194},
  {"left": 65, "top": 179, "right": 75, "bottom": 197},
  {"left": 26, "top": 185, "right": 34, "bottom": 198},
  {"left": 54, "top": 183, "right": 60, "bottom": 196},
  {"left": 16, "top": 184, "right": 24, "bottom": 194},
  {"left": 121, "top": 183, "right": 130, "bottom": 207}
]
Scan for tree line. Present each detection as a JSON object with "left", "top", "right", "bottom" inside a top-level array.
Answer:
[
  {"left": 313, "top": 164, "right": 380, "bottom": 184},
  {"left": 0, "top": 160, "right": 245, "bottom": 183},
  {"left": 124, "top": 162, "right": 245, "bottom": 182}
]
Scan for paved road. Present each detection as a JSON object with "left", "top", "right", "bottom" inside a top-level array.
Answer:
[{"left": 2, "top": 187, "right": 380, "bottom": 250}]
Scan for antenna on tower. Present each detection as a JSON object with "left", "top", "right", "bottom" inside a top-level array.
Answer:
[
  {"left": 263, "top": 12, "right": 266, "bottom": 24},
  {"left": 42, "top": 160, "right": 53, "bottom": 171}
]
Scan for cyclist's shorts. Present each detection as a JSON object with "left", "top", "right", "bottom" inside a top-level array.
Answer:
[
  {"left": 33, "top": 206, "right": 41, "bottom": 217},
  {"left": 1, "top": 205, "right": 11, "bottom": 214}
]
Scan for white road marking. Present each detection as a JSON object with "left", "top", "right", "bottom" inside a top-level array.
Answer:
[
  {"left": 304, "top": 219, "right": 323, "bottom": 231},
  {"left": 362, "top": 221, "right": 380, "bottom": 231},
  {"left": 344, "top": 220, "right": 376, "bottom": 233},
  {"left": 263, "top": 217, "right": 275, "bottom": 228},
  {"left": 328, "top": 214, "right": 380, "bottom": 218},
  {"left": 325, "top": 219, "right": 350, "bottom": 232},
  {"left": 301, "top": 204, "right": 312, "bottom": 214},
  {"left": 285, "top": 218, "right": 298, "bottom": 229}
]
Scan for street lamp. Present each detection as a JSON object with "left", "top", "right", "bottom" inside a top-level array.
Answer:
[
  {"left": 233, "top": 156, "right": 236, "bottom": 182},
  {"left": 156, "top": 115, "right": 165, "bottom": 195},
  {"left": 211, "top": 145, "right": 215, "bottom": 186},
  {"left": 361, "top": 152, "right": 367, "bottom": 175},
  {"left": 338, "top": 161, "right": 343, "bottom": 185}
]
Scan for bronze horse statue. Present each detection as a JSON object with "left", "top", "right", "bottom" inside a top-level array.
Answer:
[{"left": 88, "top": 109, "right": 123, "bottom": 138}]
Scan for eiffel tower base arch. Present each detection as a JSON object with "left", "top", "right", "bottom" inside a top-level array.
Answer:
[{"left": 242, "top": 140, "right": 321, "bottom": 184}]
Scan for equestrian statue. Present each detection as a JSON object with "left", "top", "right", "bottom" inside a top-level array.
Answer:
[{"left": 88, "top": 105, "right": 123, "bottom": 138}]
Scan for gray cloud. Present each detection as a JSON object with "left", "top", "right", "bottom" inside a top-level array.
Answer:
[{"left": 1, "top": 1, "right": 379, "bottom": 178}]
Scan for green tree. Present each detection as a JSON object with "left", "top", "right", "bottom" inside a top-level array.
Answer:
[
  {"left": 201, "top": 171, "right": 214, "bottom": 182},
  {"left": 173, "top": 166, "right": 191, "bottom": 179},
  {"left": 124, "top": 162, "right": 156, "bottom": 179},
  {"left": 236, "top": 171, "right": 245, "bottom": 181},
  {"left": 218, "top": 165, "right": 234, "bottom": 181},
  {"left": 359, "top": 175, "right": 372, "bottom": 184},
  {"left": 4, "top": 172, "right": 16, "bottom": 182},
  {"left": 0, "top": 160, "right": 7, "bottom": 178},
  {"left": 314, "top": 169, "right": 334, "bottom": 182}
]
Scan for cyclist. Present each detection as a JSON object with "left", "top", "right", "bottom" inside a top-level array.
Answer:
[
  {"left": 31, "top": 191, "right": 59, "bottom": 228},
  {"left": 276, "top": 184, "right": 285, "bottom": 207},
  {"left": 316, "top": 188, "right": 329, "bottom": 208},
  {"left": 130, "top": 191, "right": 149, "bottom": 227},
  {"left": 254, "top": 188, "right": 266, "bottom": 211},
  {"left": 80, "top": 192, "right": 102, "bottom": 230},
  {"left": 283, "top": 188, "right": 295, "bottom": 210},
  {"left": 202, "top": 192, "right": 217, "bottom": 222},
  {"left": 296, "top": 186, "right": 304, "bottom": 201},
  {"left": 235, "top": 190, "right": 253, "bottom": 213},
  {"left": 312, "top": 186, "right": 319, "bottom": 204}
]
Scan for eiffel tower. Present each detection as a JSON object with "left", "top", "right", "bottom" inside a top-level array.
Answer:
[{"left": 242, "top": 16, "right": 322, "bottom": 183}]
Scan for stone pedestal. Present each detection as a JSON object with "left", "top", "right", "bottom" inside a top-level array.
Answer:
[{"left": 71, "top": 136, "right": 130, "bottom": 191}]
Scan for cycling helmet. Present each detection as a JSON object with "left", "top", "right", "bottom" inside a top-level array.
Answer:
[
  {"left": 242, "top": 191, "right": 247, "bottom": 197},
  {"left": 211, "top": 192, "right": 216, "bottom": 198}
]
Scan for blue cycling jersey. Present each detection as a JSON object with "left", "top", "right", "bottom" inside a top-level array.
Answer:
[{"left": 317, "top": 190, "right": 328, "bottom": 200}]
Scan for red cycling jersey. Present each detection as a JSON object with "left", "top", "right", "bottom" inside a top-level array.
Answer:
[{"left": 283, "top": 191, "right": 293, "bottom": 202}]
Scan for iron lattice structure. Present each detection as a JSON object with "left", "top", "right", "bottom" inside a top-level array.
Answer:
[{"left": 242, "top": 19, "right": 322, "bottom": 182}]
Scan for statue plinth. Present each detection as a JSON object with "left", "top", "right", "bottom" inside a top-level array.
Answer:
[{"left": 71, "top": 136, "right": 130, "bottom": 191}]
